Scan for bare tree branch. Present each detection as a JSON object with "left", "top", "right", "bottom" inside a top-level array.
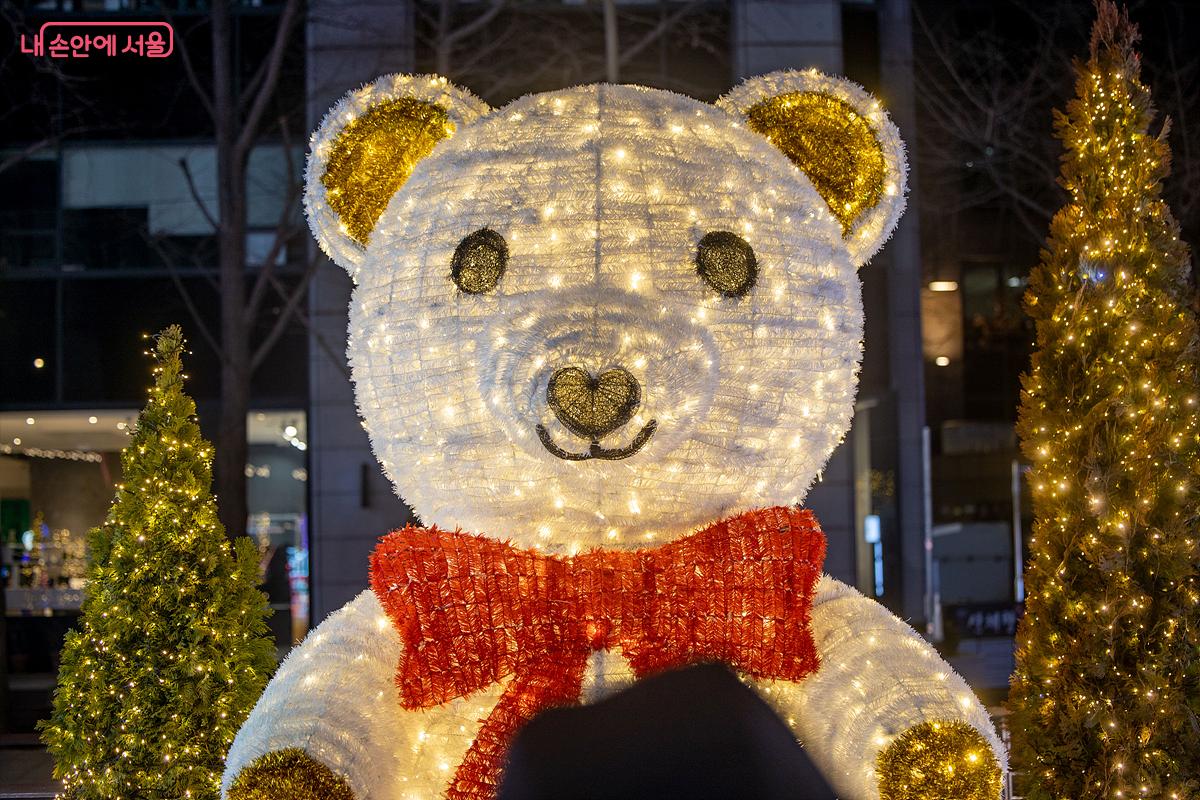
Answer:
[
  {"left": 178, "top": 157, "right": 220, "bottom": 231},
  {"left": 912, "top": 0, "right": 1078, "bottom": 252},
  {"left": 144, "top": 232, "right": 222, "bottom": 357},
  {"left": 450, "top": 14, "right": 524, "bottom": 76},
  {"left": 166, "top": 13, "right": 216, "bottom": 119},
  {"left": 234, "top": 0, "right": 301, "bottom": 160},
  {"left": 436, "top": 0, "right": 507, "bottom": 75},
  {"left": 245, "top": 116, "right": 303, "bottom": 324},
  {"left": 267, "top": 270, "right": 353, "bottom": 382},
  {"left": 0, "top": 131, "right": 77, "bottom": 175},
  {"left": 245, "top": 223, "right": 300, "bottom": 323},
  {"left": 617, "top": 0, "right": 703, "bottom": 68},
  {"left": 913, "top": 6, "right": 996, "bottom": 119},
  {"left": 251, "top": 252, "right": 321, "bottom": 371}
]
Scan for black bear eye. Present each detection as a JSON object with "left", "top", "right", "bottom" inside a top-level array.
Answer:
[
  {"left": 451, "top": 228, "right": 507, "bottom": 294},
  {"left": 696, "top": 231, "right": 757, "bottom": 298}
]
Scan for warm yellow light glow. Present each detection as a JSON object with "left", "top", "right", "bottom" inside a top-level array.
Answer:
[
  {"left": 1009, "top": 6, "right": 1200, "bottom": 800},
  {"left": 225, "top": 68, "right": 1001, "bottom": 800}
]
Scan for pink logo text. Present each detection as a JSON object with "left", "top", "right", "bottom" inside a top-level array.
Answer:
[{"left": 21, "top": 21, "right": 175, "bottom": 59}]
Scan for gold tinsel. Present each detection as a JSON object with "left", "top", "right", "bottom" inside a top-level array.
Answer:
[
  {"left": 546, "top": 366, "right": 641, "bottom": 440},
  {"left": 695, "top": 230, "right": 758, "bottom": 298},
  {"left": 876, "top": 719, "right": 1001, "bottom": 800},
  {"left": 226, "top": 748, "right": 356, "bottom": 800},
  {"left": 745, "top": 91, "right": 885, "bottom": 235},
  {"left": 451, "top": 227, "right": 508, "bottom": 294},
  {"left": 322, "top": 97, "right": 454, "bottom": 246}
]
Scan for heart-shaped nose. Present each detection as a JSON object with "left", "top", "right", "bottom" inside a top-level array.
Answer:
[{"left": 547, "top": 366, "right": 641, "bottom": 441}]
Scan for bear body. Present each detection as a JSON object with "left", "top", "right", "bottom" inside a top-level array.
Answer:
[{"left": 222, "top": 73, "right": 1006, "bottom": 800}]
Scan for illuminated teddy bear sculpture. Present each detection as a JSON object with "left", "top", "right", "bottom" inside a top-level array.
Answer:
[{"left": 222, "top": 71, "right": 1005, "bottom": 800}]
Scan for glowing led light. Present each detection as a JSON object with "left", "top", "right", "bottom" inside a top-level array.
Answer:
[
  {"left": 1008, "top": 15, "right": 1196, "bottom": 799},
  {"left": 225, "top": 68, "right": 1002, "bottom": 800}
]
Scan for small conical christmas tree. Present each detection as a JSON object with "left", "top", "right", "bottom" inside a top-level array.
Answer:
[
  {"left": 1009, "top": 3, "right": 1200, "bottom": 799},
  {"left": 40, "top": 326, "right": 275, "bottom": 800}
]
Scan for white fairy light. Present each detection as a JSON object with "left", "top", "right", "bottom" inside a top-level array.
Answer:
[{"left": 225, "top": 70, "right": 1004, "bottom": 800}]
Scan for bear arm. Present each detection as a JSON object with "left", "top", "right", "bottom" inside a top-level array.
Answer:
[
  {"left": 221, "top": 590, "right": 405, "bottom": 800},
  {"left": 749, "top": 575, "right": 1005, "bottom": 800}
]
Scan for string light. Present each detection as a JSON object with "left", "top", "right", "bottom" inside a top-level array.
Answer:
[
  {"left": 40, "top": 327, "right": 275, "bottom": 800},
  {"left": 227, "top": 70, "right": 1003, "bottom": 800},
  {"left": 1009, "top": 5, "right": 1200, "bottom": 800},
  {"left": 0, "top": 444, "right": 103, "bottom": 462}
]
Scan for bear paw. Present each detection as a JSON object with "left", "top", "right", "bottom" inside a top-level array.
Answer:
[
  {"left": 227, "top": 748, "right": 356, "bottom": 800},
  {"left": 876, "top": 720, "right": 1001, "bottom": 800}
]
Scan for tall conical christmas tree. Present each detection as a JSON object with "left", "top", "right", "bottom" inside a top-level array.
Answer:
[
  {"left": 1009, "top": 3, "right": 1200, "bottom": 799},
  {"left": 40, "top": 326, "right": 275, "bottom": 800}
]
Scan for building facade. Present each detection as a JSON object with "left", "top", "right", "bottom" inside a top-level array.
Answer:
[
  {"left": 305, "top": 0, "right": 932, "bottom": 631},
  {"left": 1, "top": 0, "right": 934, "bottom": 733}
]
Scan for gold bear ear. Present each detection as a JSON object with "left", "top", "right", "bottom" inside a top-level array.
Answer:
[
  {"left": 305, "top": 74, "right": 491, "bottom": 281},
  {"left": 717, "top": 69, "right": 907, "bottom": 267}
]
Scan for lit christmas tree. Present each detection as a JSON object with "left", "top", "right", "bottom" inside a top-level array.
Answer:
[
  {"left": 40, "top": 326, "right": 275, "bottom": 800},
  {"left": 1009, "top": 3, "right": 1200, "bottom": 799}
]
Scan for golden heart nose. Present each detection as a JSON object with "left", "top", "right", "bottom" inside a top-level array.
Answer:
[{"left": 547, "top": 366, "right": 642, "bottom": 441}]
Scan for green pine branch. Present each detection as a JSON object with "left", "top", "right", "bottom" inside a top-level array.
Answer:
[
  {"left": 1009, "top": 3, "right": 1200, "bottom": 799},
  {"left": 39, "top": 325, "right": 276, "bottom": 800}
]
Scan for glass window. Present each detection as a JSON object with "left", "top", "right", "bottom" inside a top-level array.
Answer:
[
  {"left": 0, "top": 159, "right": 58, "bottom": 271},
  {"left": 58, "top": 207, "right": 219, "bottom": 271},
  {"left": 62, "top": 207, "right": 151, "bottom": 270},
  {"left": 1, "top": 407, "right": 311, "bottom": 682},
  {"left": 0, "top": 280, "right": 57, "bottom": 405},
  {"left": 961, "top": 259, "right": 1033, "bottom": 420},
  {"left": 247, "top": 410, "right": 309, "bottom": 645},
  {"left": 60, "top": 277, "right": 222, "bottom": 403}
]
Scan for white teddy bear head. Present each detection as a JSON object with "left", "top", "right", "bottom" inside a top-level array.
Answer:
[{"left": 305, "top": 71, "right": 906, "bottom": 553}]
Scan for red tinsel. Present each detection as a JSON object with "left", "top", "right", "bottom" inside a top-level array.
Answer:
[{"left": 369, "top": 506, "right": 826, "bottom": 800}]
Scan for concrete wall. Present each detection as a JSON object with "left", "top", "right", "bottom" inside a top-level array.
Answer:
[
  {"left": 730, "top": 0, "right": 929, "bottom": 620},
  {"left": 731, "top": 0, "right": 857, "bottom": 587},
  {"left": 732, "top": 0, "right": 843, "bottom": 75},
  {"left": 877, "top": 0, "right": 929, "bottom": 624},
  {"left": 306, "top": 0, "right": 416, "bottom": 621}
]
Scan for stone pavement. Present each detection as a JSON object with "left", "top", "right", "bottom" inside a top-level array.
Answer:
[{"left": 0, "top": 736, "right": 58, "bottom": 799}]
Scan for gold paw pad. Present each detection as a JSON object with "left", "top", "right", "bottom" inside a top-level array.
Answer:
[
  {"left": 877, "top": 719, "right": 1001, "bottom": 800},
  {"left": 227, "top": 748, "right": 356, "bottom": 800}
]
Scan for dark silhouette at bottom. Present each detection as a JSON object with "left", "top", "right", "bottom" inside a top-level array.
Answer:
[{"left": 499, "top": 662, "right": 839, "bottom": 800}]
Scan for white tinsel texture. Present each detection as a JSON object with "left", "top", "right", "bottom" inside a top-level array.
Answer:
[{"left": 223, "top": 70, "right": 1003, "bottom": 800}]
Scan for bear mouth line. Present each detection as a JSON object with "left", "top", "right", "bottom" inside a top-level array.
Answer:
[{"left": 534, "top": 420, "right": 658, "bottom": 461}]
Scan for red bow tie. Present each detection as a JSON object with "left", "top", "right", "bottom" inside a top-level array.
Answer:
[{"left": 369, "top": 506, "right": 826, "bottom": 800}]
